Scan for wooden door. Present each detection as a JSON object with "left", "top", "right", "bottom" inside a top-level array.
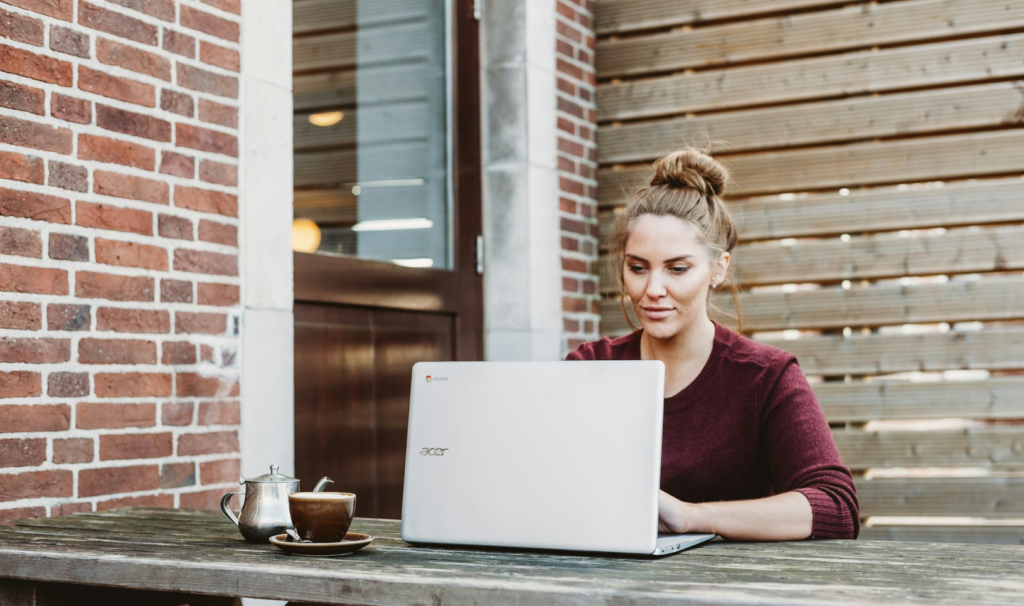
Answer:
[{"left": 292, "top": 0, "right": 482, "bottom": 519}]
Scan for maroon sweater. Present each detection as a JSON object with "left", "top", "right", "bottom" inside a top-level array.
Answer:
[{"left": 567, "top": 324, "right": 859, "bottom": 539}]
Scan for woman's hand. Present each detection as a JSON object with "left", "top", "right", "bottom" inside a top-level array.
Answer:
[{"left": 658, "top": 490, "right": 704, "bottom": 534}]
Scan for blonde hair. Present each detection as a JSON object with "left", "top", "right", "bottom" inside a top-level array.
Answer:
[{"left": 609, "top": 147, "right": 742, "bottom": 331}]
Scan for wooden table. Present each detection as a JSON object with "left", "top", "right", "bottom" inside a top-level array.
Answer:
[{"left": 1, "top": 508, "right": 1023, "bottom": 605}]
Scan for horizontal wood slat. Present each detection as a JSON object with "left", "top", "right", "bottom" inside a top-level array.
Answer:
[
  {"left": 598, "top": 129, "right": 1024, "bottom": 203},
  {"left": 294, "top": 21, "right": 430, "bottom": 72},
  {"left": 723, "top": 276, "right": 1024, "bottom": 332},
  {"left": 293, "top": 0, "right": 425, "bottom": 35},
  {"left": 856, "top": 477, "right": 1024, "bottom": 517},
  {"left": 728, "top": 179, "right": 1024, "bottom": 242},
  {"left": 834, "top": 427, "right": 1024, "bottom": 470},
  {"left": 293, "top": 65, "right": 430, "bottom": 112},
  {"left": 295, "top": 143, "right": 430, "bottom": 187},
  {"left": 761, "top": 328, "right": 1024, "bottom": 376},
  {"left": 859, "top": 524, "right": 1024, "bottom": 544},
  {"left": 294, "top": 189, "right": 357, "bottom": 224},
  {"left": 597, "top": 0, "right": 1024, "bottom": 78},
  {"left": 598, "top": 83, "right": 1024, "bottom": 164},
  {"left": 595, "top": 0, "right": 849, "bottom": 35},
  {"left": 294, "top": 103, "right": 430, "bottom": 150},
  {"left": 816, "top": 378, "right": 1024, "bottom": 422},
  {"left": 598, "top": 33, "right": 1024, "bottom": 121}
]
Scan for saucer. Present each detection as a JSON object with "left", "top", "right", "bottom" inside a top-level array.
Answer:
[{"left": 269, "top": 533, "right": 373, "bottom": 557}]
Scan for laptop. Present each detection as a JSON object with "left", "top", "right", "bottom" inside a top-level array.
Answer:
[{"left": 400, "top": 361, "right": 716, "bottom": 556}]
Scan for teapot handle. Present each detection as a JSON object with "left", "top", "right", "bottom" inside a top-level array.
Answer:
[{"left": 220, "top": 492, "right": 243, "bottom": 526}]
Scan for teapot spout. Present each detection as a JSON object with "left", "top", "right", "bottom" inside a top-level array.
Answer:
[{"left": 312, "top": 477, "right": 334, "bottom": 492}]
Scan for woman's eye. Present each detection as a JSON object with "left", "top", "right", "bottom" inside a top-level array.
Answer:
[
  {"left": 671, "top": 266, "right": 690, "bottom": 274},
  {"left": 627, "top": 265, "right": 646, "bottom": 274}
]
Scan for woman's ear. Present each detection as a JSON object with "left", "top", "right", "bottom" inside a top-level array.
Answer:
[{"left": 713, "top": 252, "right": 731, "bottom": 286}]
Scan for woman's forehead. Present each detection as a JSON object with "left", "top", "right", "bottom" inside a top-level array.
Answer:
[{"left": 625, "top": 214, "right": 707, "bottom": 259}]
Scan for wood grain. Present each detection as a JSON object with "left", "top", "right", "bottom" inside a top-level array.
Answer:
[
  {"left": 857, "top": 477, "right": 1024, "bottom": 517},
  {"left": 815, "top": 378, "right": 1024, "bottom": 423},
  {"left": 860, "top": 524, "right": 1024, "bottom": 544},
  {"left": 293, "top": 21, "right": 430, "bottom": 72},
  {"left": 834, "top": 426, "right": 1024, "bottom": 470},
  {"left": 596, "top": 0, "right": 859, "bottom": 35},
  {"left": 293, "top": 0, "right": 425, "bottom": 35},
  {"left": 598, "top": 33, "right": 1024, "bottom": 121}
]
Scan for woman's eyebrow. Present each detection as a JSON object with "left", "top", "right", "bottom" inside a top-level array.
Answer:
[{"left": 625, "top": 254, "right": 694, "bottom": 263}]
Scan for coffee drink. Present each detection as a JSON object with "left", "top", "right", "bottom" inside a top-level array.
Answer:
[{"left": 288, "top": 492, "right": 356, "bottom": 543}]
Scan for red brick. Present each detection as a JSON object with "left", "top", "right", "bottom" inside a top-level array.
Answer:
[
  {"left": 0, "top": 225, "right": 42, "bottom": 257},
  {"left": 564, "top": 318, "right": 580, "bottom": 332},
  {"left": 199, "top": 344, "right": 213, "bottom": 362},
  {"left": 562, "top": 257, "right": 587, "bottom": 273},
  {"left": 100, "top": 432, "right": 171, "bottom": 460},
  {"left": 175, "top": 186, "right": 237, "bottom": 217},
  {"left": 197, "top": 220, "right": 236, "bottom": 247},
  {"left": 0, "top": 438, "right": 46, "bottom": 468},
  {"left": 0, "top": 263, "right": 67, "bottom": 295},
  {"left": 563, "top": 297, "right": 588, "bottom": 312},
  {"left": 78, "top": 464, "right": 158, "bottom": 497},
  {"left": 161, "top": 401, "right": 193, "bottom": 425},
  {"left": 181, "top": 5, "right": 238, "bottom": 42},
  {"left": 161, "top": 341, "right": 195, "bottom": 364},
  {"left": 47, "top": 371, "right": 88, "bottom": 397},
  {"left": 560, "top": 176, "right": 585, "bottom": 196},
  {"left": 49, "top": 25, "right": 89, "bottom": 58},
  {"left": 76, "top": 202, "right": 152, "bottom": 237},
  {"left": 50, "top": 93, "right": 90, "bottom": 124},
  {"left": 96, "top": 493, "right": 172, "bottom": 510},
  {"left": 177, "top": 373, "right": 237, "bottom": 398},
  {"left": 558, "top": 137, "right": 584, "bottom": 157},
  {"left": 78, "top": 133, "right": 155, "bottom": 170},
  {"left": 201, "top": 0, "right": 240, "bottom": 15},
  {"left": 196, "top": 282, "right": 238, "bottom": 306},
  {"left": 0, "top": 114, "right": 72, "bottom": 153},
  {"left": 0, "top": 469, "right": 72, "bottom": 501},
  {"left": 179, "top": 488, "right": 222, "bottom": 510},
  {"left": 561, "top": 217, "right": 586, "bottom": 235},
  {"left": 199, "top": 457, "right": 239, "bottom": 485},
  {"left": 96, "top": 104, "right": 171, "bottom": 141},
  {"left": 159, "top": 151, "right": 194, "bottom": 178},
  {"left": 0, "top": 506, "right": 44, "bottom": 526},
  {"left": 79, "top": 65, "right": 155, "bottom": 107},
  {"left": 556, "top": 20, "right": 581, "bottom": 43},
  {"left": 160, "top": 462, "right": 195, "bottom": 488},
  {"left": 53, "top": 502, "right": 92, "bottom": 515},
  {"left": 158, "top": 214, "right": 193, "bottom": 240},
  {"left": 198, "top": 159, "right": 236, "bottom": 186},
  {"left": 160, "top": 279, "right": 192, "bottom": 303},
  {"left": 0, "top": 188, "right": 70, "bottom": 224},
  {"left": 48, "top": 233, "right": 88, "bottom": 262},
  {"left": 162, "top": 28, "right": 195, "bottom": 58},
  {"left": 53, "top": 438, "right": 94, "bottom": 463},
  {"left": 79, "top": 338, "right": 156, "bottom": 365},
  {"left": 0, "top": 79, "right": 44, "bottom": 115},
  {"left": 174, "top": 249, "right": 237, "bottom": 276},
  {"left": 48, "top": 161, "right": 88, "bottom": 192},
  {"left": 79, "top": 2, "right": 157, "bottom": 45},
  {"left": 177, "top": 63, "right": 237, "bottom": 98},
  {"left": 0, "top": 337, "right": 69, "bottom": 363},
  {"left": 0, "top": 301, "right": 40, "bottom": 330},
  {"left": 93, "top": 171, "right": 169, "bottom": 206},
  {"left": 175, "top": 123, "right": 237, "bottom": 156},
  {"left": 557, "top": 96, "right": 584, "bottom": 119},
  {"left": 3, "top": 0, "right": 73, "bottom": 21},
  {"left": 175, "top": 311, "right": 226, "bottom": 335},
  {"left": 561, "top": 235, "right": 579, "bottom": 252},
  {"left": 160, "top": 88, "right": 193, "bottom": 117},
  {"left": 199, "top": 40, "right": 239, "bottom": 72},
  {"left": 0, "top": 373, "right": 41, "bottom": 399},
  {"left": 75, "top": 270, "right": 154, "bottom": 301},
  {"left": 0, "top": 404, "right": 68, "bottom": 431},
  {"left": 46, "top": 303, "right": 89, "bottom": 331},
  {"left": 0, "top": 42, "right": 72, "bottom": 85},
  {"left": 197, "top": 98, "right": 236, "bottom": 128},
  {"left": 97, "top": 308, "right": 169, "bottom": 333},
  {"left": 558, "top": 156, "right": 575, "bottom": 173},
  {"left": 78, "top": 402, "right": 155, "bottom": 429},
  {"left": 95, "top": 238, "right": 167, "bottom": 271},
  {"left": 563, "top": 277, "right": 579, "bottom": 292},
  {"left": 94, "top": 372, "right": 170, "bottom": 398},
  {"left": 178, "top": 430, "right": 238, "bottom": 455},
  {"left": 198, "top": 400, "right": 238, "bottom": 425},
  {"left": 110, "top": 0, "right": 174, "bottom": 22}
]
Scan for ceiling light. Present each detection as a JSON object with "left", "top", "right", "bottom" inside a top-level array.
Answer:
[
  {"left": 351, "top": 218, "right": 433, "bottom": 232},
  {"left": 308, "top": 111, "right": 343, "bottom": 127},
  {"left": 291, "top": 218, "right": 321, "bottom": 252}
]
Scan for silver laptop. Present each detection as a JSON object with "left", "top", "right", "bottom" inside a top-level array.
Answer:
[{"left": 400, "top": 361, "right": 716, "bottom": 556}]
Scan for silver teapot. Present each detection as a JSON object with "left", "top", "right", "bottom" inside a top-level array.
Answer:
[{"left": 219, "top": 465, "right": 333, "bottom": 543}]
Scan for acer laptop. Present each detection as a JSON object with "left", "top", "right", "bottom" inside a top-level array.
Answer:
[{"left": 400, "top": 361, "right": 716, "bottom": 556}]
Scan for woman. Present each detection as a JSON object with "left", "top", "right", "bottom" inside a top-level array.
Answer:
[{"left": 567, "top": 148, "right": 859, "bottom": 541}]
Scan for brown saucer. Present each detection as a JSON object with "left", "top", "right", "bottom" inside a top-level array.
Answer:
[{"left": 269, "top": 533, "right": 373, "bottom": 557}]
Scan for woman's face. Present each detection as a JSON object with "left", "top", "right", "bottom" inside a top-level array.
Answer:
[{"left": 622, "top": 214, "right": 729, "bottom": 341}]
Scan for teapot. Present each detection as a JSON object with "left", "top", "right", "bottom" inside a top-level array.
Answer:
[{"left": 219, "top": 465, "right": 333, "bottom": 543}]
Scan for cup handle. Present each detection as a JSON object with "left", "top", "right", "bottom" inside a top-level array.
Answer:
[{"left": 220, "top": 492, "right": 243, "bottom": 526}]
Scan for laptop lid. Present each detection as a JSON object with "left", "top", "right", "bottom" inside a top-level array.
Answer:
[{"left": 401, "top": 360, "right": 665, "bottom": 555}]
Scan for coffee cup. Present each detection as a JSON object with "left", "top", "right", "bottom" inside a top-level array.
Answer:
[{"left": 288, "top": 491, "right": 356, "bottom": 543}]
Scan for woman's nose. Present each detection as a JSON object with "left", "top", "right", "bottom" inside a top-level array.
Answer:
[{"left": 645, "top": 274, "right": 667, "bottom": 298}]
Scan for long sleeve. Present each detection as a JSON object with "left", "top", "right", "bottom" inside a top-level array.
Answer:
[{"left": 759, "top": 357, "right": 860, "bottom": 539}]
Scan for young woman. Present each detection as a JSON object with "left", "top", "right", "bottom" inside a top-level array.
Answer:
[{"left": 567, "top": 149, "right": 859, "bottom": 541}]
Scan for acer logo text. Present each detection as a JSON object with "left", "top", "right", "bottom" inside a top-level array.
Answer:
[{"left": 420, "top": 448, "right": 449, "bottom": 456}]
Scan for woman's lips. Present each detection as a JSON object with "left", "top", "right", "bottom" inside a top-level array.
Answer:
[{"left": 641, "top": 306, "right": 674, "bottom": 320}]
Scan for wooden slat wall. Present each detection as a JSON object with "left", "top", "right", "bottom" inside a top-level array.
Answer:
[{"left": 595, "top": 0, "right": 1024, "bottom": 543}]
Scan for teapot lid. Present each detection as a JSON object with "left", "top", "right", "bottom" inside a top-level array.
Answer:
[{"left": 241, "top": 465, "right": 299, "bottom": 484}]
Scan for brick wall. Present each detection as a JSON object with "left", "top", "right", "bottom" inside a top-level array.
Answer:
[
  {"left": 0, "top": 0, "right": 243, "bottom": 525},
  {"left": 555, "top": 0, "right": 599, "bottom": 354}
]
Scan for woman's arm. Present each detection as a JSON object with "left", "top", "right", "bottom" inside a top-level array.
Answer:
[{"left": 658, "top": 489, "right": 812, "bottom": 541}]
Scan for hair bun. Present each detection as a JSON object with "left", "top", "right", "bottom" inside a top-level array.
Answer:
[{"left": 650, "top": 149, "right": 729, "bottom": 197}]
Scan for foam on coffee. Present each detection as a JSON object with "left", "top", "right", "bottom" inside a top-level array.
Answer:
[{"left": 290, "top": 492, "right": 354, "bottom": 500}]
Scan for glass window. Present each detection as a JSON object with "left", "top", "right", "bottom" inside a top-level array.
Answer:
[{"left": 293, "top": 0, "right": 451, "bottom": 269}]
